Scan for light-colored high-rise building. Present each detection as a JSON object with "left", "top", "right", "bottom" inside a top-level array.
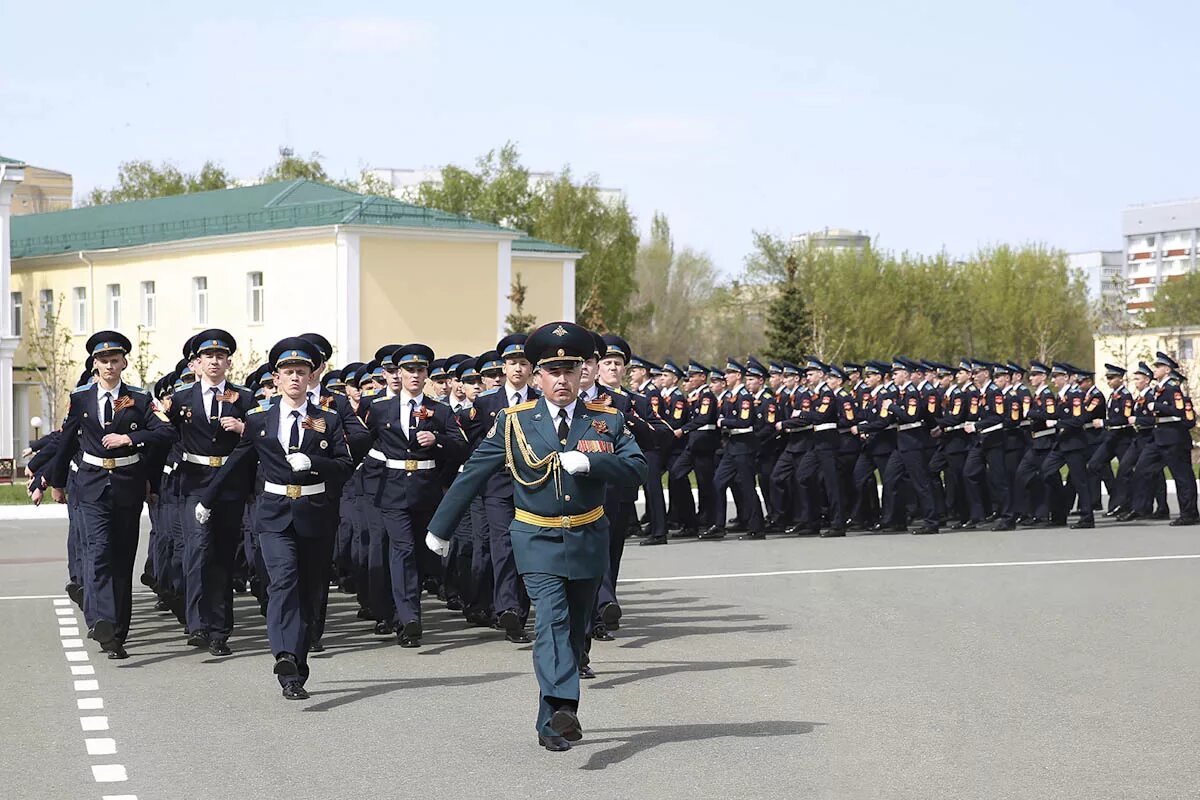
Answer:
[
  {"left": 1068, "top": 250, "right": 1124, "bottom": 307},
  {"left": 790, "top": 227, "right": 870, "bottom": 253},
  {"left": 1122, "top": 198, "right": 1200, "bottom": 311},
  {"left": 368, "top": 167, "right": 625, "bottom": 207}
]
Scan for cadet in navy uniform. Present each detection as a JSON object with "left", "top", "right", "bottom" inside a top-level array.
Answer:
[
  {"left": 168, "top": 329, "right": 257, "bottom": 656},
  {"left": 1133, "top": 352, "right": 1199, "bottom": 525},
  {"left": 700, "top": 359, "right": 765, "bottom": 540},
  {"left": 197, "top": 338, "right": 353, "bottom": 699},
  {"left": 426, "top": 321, "right": 646, "bottom": 751},
  {"left": 1040, "top": 364, "right": 1095, "bottom": 528},
  {"left": 459, "top": 333, "right": 539, "bottom": 643},
  {"left": 882, "top": 358, "right": 940, "bottom": 535},
  {"left": 48, "top": 332, "right": 177, "bottom": 659},
  {"left": 961, "top": 360, "right": 1007, "bottom": 528},
  {"left": 362, "top": 343, "right": 467, "bottom": 647},
  {"left": 1088, "top": 364, "right": 1134, "bottom": 516}
]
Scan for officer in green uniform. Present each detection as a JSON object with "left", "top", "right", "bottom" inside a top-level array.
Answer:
[{"left": 426, "top": 321, "right": 646, "bottom": 752}]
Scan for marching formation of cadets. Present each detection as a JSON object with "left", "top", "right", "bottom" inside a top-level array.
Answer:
[{"left": 25, "top": 330, "right": 1200, "bottom": 702}]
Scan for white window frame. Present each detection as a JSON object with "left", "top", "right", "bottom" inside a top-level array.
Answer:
[
  {"left": 192, "top": 276, "right": 208, "bottom": 326},
  {"left": 10, "top": 292, "right": 21, "bottom": 337},
  {"left": 247, "top": 271, "right": 264, "bottom": 324},
  {"left": 72, "top": 287, "right": 87, "bottom": 334},
  {"left": 38, "top": 289, "right": 53, "bottom": 332},
  {"left": 140, "top": 281, "right": 156, "bottom": 330},
  {"left": 106, "top": 284, "right": 121, "bottom": 329}
]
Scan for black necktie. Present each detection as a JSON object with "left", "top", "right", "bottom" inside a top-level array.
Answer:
[
  {"left": 210, "top": 387, "right": 220, "bottom": 421},
  {"left": 512, "top": 392, "right": 520, "bottom": 407},
  {"left": 408, "top": 399, "right": 418, "bottom": 442},
  {"left": 103, "top": 392, "right": 113, "bottom": 426},
  {"left": 288, "top": 410, "right": 301, "bottom": 452},
  {"left": 557, "top": 409, "right": 569, "bottom": 444}
]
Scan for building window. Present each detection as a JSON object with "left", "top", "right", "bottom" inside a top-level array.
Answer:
[
  {"left": 10, "top": 292, "right": 21, "bottom": 337},
  {"left": 1181, "top": 339, "right": 1194, "bottom": 361},
  {"left": 106, "top": 284, "right": 121, "bottom": 328},
  {"left": 72, "top": 287, "right": 87, "bottom": 334},
  {"left": 247, "top": 271, "right": 264, "bottom": 324},
  {"left": 192, "top": 277, "right": 208, "bottom": 325},
  {"left": 38, "top": 289, "right": 53, "bottom": 332},
  {"left": 140, "top": 281, "right": 156, "bottom": 329}
]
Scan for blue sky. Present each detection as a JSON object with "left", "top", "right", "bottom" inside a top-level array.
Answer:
[{"left": 3, "top": 0, "right": 1196, "bottom": 274}]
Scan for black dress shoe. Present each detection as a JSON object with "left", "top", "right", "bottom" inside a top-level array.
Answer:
[
  {"left": 956, "top": 520, "right": 979, "bottom": 530},
  {"left": 89, "top": 620, "right": 116, "bottom": 647},
  {"left": 910, "top": 526, "right": 939, "bottom": 535},
  {"left": 550, "top": 708, "right": 583, "bottom": 741},
  {"left": 1116, "top": 511, "right": 1141, "bottom": 522},
  {"left": 498, "top": 609, "right": 523, "bottom": 633},
  {"left": 153, "top": 599, "right": 170, "bottom": 613},
  {"left": 422, "top": 577, "right": 441, "bottom": 595},
  {"left": 187, "top": 631, "right": 210, "bottom": 648},
  {"left": 373, "top": 621, "right": 395, "bottom": 636},
  {"left": 309, "top": 639, "right": 324, "bottom": 653},
  {"left": 819, "top": 528, "right": 847, "bottom": 538},
  {"left": 592, "top": 624, "right": 614, "bottom": 642},
  {"left": 579, "top": 664, "right": 596, "bottom": 679},
  {"left": 106, "top": 643, "right": 129, "bottom": 660},
  {"left": 1069, "top": 520, "right": 1095, "bottom": 529},
  {"left": 1170, "top": 516, "right": 1200, "bottom": 526},
  {"left": 1018, "top": 517, "right": 1046, "bottom": 527},
  {"left": 446, "top": 597, "right": 464, "bottom": 611},
  {"left": 464, "top": 610, "right": 494, "bottom": 628},
  {"left": 66, "top": 582, "right": 84, "bottom": 608},
  {"left": 1152, "top": 510, "right": 1171, "bottom": 520},
  {"left": 739, "top": 531, "right": 767, "bottom": 540},
  {"left": 991, "top": 520, "right": 1016, "bottom": 531},
  {"left": 1105, "top": 506, "right": 1126, "bottom": 518},
  {"left": 356, "top": 607, "right": 374, "bottom": 620},
  {"left": 397, "top": 621, "right": 422, "bottom": 647},
  {"left": 273, "top": 653, "right": 299, "bottom": 677},
  {"left": 697, "top": 526, "right": 726, "bottom": 540},
  {"left": 640, "top": 535, "right": 668, "bottom": 546},
  {"left": 505, "top": 630, "right": 532, "bottom": 644},
  {"left": 538, "top": 734, "right": 571, "bottom": 752},
  {"left": 600, "top": 603, "right": 622, "bottom": 628},
  {"left": 208, "top": 639, "right": 232, "bottom": 657},
  {"left": 281, "top": 683, "right": 309, "bottom": 701},
  {"left": 727, "top": 521, "right": 747, "bottom": 533}
]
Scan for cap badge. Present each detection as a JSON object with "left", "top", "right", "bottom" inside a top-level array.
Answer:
[{"left": 552, "top": 325, "right": 568, "bottom": 337}]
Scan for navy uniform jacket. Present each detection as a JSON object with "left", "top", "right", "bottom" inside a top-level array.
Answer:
[
  {"left": 1106, "top": 385, "right": 1132, "bottom": 429},
  {"left": 49, "top": 384, "right": 178, "bottom": 505},
  {"left": 169, "top": 381, "right": 258, "bottom": 500},
  {"left": 1026, "top": 386, "right": 1059, "bottom": 451},
  {"left": 1052, "top": 386, "right": 1089, "bottom": 452},
  {"left": 317, "top": 390, "right": 373, "bottom": 464},
  {"left": 680, "top": 387, "right": 720, "bottom": 454},
  {"left": 892, "top": 381, "right": 932, "bottom": 451},
  {"left": 802, "top": 384, "right": 839, "bottom": 450},
  {"left": 199, "top": 401, "right": 353, "bottom": 538},
  {"left": 934, "top": 383, "right": 969, "bottom": 454},
  {"left": 779, "top": 386, "right": 813, "bottom": 454},
  {"left": 834, "top": 386, "right": 860, "bottom": 455},
  {"left": 363, "top": 393, "right": 467, "bottom": 509},
  {"left": 751, "top": 389, "right": 780, "bottom": 449},
  {"left": 629, "top": 390, "right": 673, "bottom": 451},
  {"left": 972, "top": 382, "right": 1007, "bottom": 448},
  {"left": 1150, "top": 380, "right": 1193, "bottom": 446},
  {"left": 717, "top": 385, "right": 758, "bottom": 455},
  {"left": 860, "top": 384, "right": 898, "bottom": 455},
  {"left": 463, "top": 386, "right": 542, "bottom": 499},
  {"left": 430, "top": 397, "right": 647, "bottom": 579},
  {"left": 1081, "top": 385, "right": 1105, "bottom": 445}
]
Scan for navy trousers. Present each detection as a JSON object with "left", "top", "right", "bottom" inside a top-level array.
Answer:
[
  {"left": 483, "top": 495, "right": 530, "bottom": 619},
  {"left": 183, "top": 497, "right": 240, "bottom": 641},
  {"left": 379, "top": 505, "right": 434, "bottom": 626},
  {"left": 77, "top": 498, "right": 142, "bottom": 642},
  {"left": 259, "top": 525, "right": 332, "bottom": 687}
]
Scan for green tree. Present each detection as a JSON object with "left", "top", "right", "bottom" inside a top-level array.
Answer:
[
  {"left": 260, "top": 149, "right": 330, "bottom": 183},
  {"left": 1144, "top": 272, "right": 1200, "bottom": 329},
  {"left": 85, "top": 159, "right": 233, "bottom": 205},
  {"left": 504, "top": 273, "right": 538, "bottom": 334},
  {"left": 626, "top": 213, "right": 718, "bottom": 360},
  {"left": 414, "top": 142, "right": 640, "bottom": 332},
  {"left": 763, "top": 249, "right": 811, "bottom": 362}
]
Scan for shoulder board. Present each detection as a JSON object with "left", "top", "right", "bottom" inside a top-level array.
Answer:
[
  {"left": 228, "top": 383, "right": 249, "bottom": 393},
  {"left": 247, "top": 405, "right": 269, "bottom": 415},
  {"left": 126, "top": 385, "right": 147, "bottom": 395},
  {"left": 763, "top": 389, "right": 774, "bottom": 397},
  {"left": 71, "top": 384, "right": 93, "bottom": 395},
  {"left": 372, "top": 395, "right": 391, "bottom": 404},
  {"left": 614, "top": 387, "right": 627, "bottom": 395},
  {"left": 585, "top": 401, "right": 618, "bottom": 415},
  {"left": 509, "top": 399, "right": 538, "bottom": 412},
  {"left": 478, "top": 388, "right": 499, "bottom": 397},
  {"left": 361, "top": 389, "right": 381, "bottom": 399}
]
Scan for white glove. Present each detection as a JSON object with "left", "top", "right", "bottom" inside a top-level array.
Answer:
[
  {"left": 195, "top": 503, "right": 211, "bottom": 525},
  {"left": 559, "top": 450, "right": 590, "bottom": 475},
  {"left": 425, "top": 532, "right": 450, "bottom": 557},
  {"left": 285, "top": 453, "right": 312, "bottom": 472}
]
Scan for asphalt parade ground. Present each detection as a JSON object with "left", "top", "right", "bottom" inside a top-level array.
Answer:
[{"left": 3, "top": 516, "right": 1199, "bottom": 800}]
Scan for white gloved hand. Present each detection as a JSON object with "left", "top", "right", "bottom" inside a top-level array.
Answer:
[
  {"left": 559, "top": 450, "right": 591, "bottom": 475},
  {"left": 285, "top": 453, "right": 312, "bottom": 472},
  {"left": 195, "top": 503, "right": 212, "bottom": 525},
  {"left": 425, "top": 532, "right": 450, "bottom": 557}
]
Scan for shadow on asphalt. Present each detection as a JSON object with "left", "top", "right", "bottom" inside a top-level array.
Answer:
[{"left": 572, "top": 721, "right": 824, "bottom": 770}]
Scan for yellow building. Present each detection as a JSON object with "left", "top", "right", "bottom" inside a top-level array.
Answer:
[
  {"left": 11, "top": 165, "right": 73, "bottom": 216},
  {"left": 1094, "top": 325, "right": 1200, "bottom": 380},
  {"left": 4, "top": 178, "right": 582, "bottom": 455}
]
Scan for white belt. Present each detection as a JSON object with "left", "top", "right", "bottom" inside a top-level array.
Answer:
[
  {"left": 977, "top": 424, "right": 1003, "bottom": 435},
  {"left": 264, "top": 481, "right": 326, "bottom": 498},
  {"left": 943, "top": 424, "right": 965, "bottom": 431},
  {"left": 813, "top": 422, "right": 838, "bottom": 431},
  {"left": 693, "top": 424, "right": 716, "bottom": 431},
  {"left": 725, "top": 428, "right": 753, "bottom": 435},
  {"left": 1107, "top": 424, "right": 1129, "bottom": 431},
  {"left": 82, "top": 452, "right": 140, "bottom": 469},
  {"left": 1032, "top": 429, "right": 1056, "bottom": 439},
  {"left": 70, "top": 461, "right": 79, "bottom": 473},
  {"left": 162, "top": 465, "right": 173, "bottom": 475},
  {"left": 182, "top": 452, "right": 229, "bottom": 467},
  {"left": 367, "top": 449, "right": 436, "bottom": 470},
  {"left": 897, "top": 422, "right": 924, "bottom": 431},
  {"left": 1018, "top": 420, "right": 1031, "bottom": 427},
  {"left": 1157, "top": 416, "right": 1183, "bottom": 424}
]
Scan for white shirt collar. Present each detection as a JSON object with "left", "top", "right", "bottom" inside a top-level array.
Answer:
[
  {"left": 400, "top": 390, "right": 423, "bottom": 405},
  {"left": 279, "top": 394, "right": 308, "bottom": 414},
  {"left": 200, "top": 378, "right": 227, "bottom": 393},
  {"left": 544, "top": 397, "right": 578, "bottom": 421}
]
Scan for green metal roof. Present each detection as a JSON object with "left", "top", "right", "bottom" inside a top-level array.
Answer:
[
  {"left": 0, "top": 155, "right": 25, "bottom": 165},
  {"left": 10, "top": 179, "right": 531, "bottom": 259},
  {"left": 512, "top": 237, "right": 584, "bottom": 255}
]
